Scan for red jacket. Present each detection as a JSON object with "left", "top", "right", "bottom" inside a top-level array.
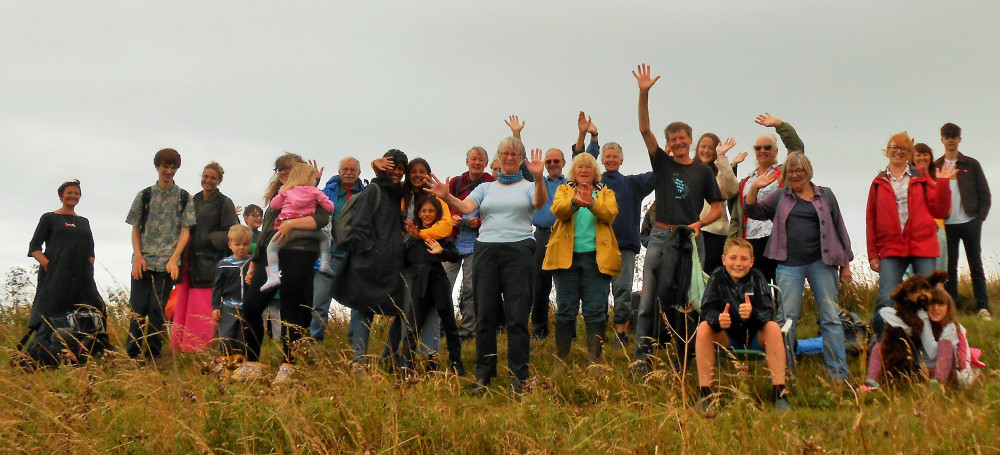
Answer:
[{"left": 866, "top": 166, "right": 951, "bottom": 259}]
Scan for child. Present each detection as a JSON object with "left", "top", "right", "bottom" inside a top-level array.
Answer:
[
  {"left": 262, "top": 162, "right": 335, "bottom": 291},
  {"left": 695, "top": 238, "right": 789, "bottom": 412},
  {"left": 926, "top": 288, "right": 980, "bottom": 387},
  {"left": 124, "top": 148, "right": 197, "bottom": 359},
  {"left": 242, "top": 204, "right": 264, "bottom": 246},
  {"left": 394, "top": 197, "right": 464, "bottom": 374},
  {"left": 212, "top": 225, "right": 253, "bottom": 368}
]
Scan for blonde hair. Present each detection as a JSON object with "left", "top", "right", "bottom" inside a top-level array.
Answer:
[
  {"left": 723, "top": 237, "right": 754, "bottom": 256},
  {"left": 281, "top": 162, "right": 318, "bottom": 190},
  {"left": 203, "top": 161, "right": 225, "bottom": 181},
  {"left": 263, "top": 152, "right": 305, "bottom": 203},
  {"left": 566, "top": 153, "right": 602, "bottom": 184},
  {"left": 228, "top": 224, "right": 253, "bottom": 243}
]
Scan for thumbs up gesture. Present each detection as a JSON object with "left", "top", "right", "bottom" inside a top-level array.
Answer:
[
  {"left": 719, "top": 303, "right": 732, "bottom": 329},
  {"left": 739, "top": 293, "right": 753, "bottom": 320}
]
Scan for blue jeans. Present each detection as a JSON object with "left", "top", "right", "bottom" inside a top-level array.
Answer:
[
  {"left": 310, "top": 256, "right": 344, "bottom": 341},
  {"left": 552, "top": 252, "right": 611, "bottom": 324},
  {"left": 776, "top": 259, "right": 849, "bottom": 380},
  {"left": 872, "top": 256, "right": 936, "bottom": 336},
  {"left": 611, "top": 249, "right": 637, "bottom": 325}
]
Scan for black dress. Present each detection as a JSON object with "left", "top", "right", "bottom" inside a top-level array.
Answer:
[{"left": 27, "top": 212, "right": 105, "bottom": 328}]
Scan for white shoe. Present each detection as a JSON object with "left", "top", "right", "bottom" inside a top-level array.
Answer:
[
  {"left": 978, "top": 309, "right": 992, "bottom": 321},
  {"left": 231, "top": 362, "right": 266, "bottom": 381},
  {"left": 273, "top": 364, "right": 295, "bottom": 385}
]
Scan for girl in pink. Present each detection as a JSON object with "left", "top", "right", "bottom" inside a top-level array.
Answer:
[{"left": 262, "top": 162, "right": 335, "bottom": 291}]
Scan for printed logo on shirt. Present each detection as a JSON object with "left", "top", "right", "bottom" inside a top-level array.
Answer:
[{"left": 673, "top": 172, "right": 689, "bottom": 199}]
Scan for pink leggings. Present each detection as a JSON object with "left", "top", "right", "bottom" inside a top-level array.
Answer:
[{"left": 867, "top": 340, "right": 954, "bottom": 384}]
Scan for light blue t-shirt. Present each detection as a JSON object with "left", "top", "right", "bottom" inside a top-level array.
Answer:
[
  {"left": 573, "top": 190, "right": 598, "bottom": 252},
  {"left": 468, "top": 181, "right": 537, "bottom": 243}
]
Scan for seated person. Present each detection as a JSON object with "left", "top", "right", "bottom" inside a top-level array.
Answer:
[{"left": 695, "top": 238, "right": 789, "bottom": 412}]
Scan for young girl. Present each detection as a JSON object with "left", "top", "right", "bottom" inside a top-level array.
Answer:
[
  {"left": 397, "top": 197, "right": 465, "bottom": 375},
  {"left": 926, "top": 287, "right": 981, "bottom": 387},
  {"left": 262, "top": 162, "right": 335, "bottom": 291}
]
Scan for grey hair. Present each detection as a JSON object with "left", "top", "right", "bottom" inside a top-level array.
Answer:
[
  {"left": 755, "top": 133, "right": 779, "bottom": 148},
  {"left": 600, "top": 142, "right": 623, "bottom": 160},
  {"left": 781, "top": 152, "right": 813, "bottom": 186},
  {"left": 466, "top": 146, "right": 489, "bottom": 162},
  {"left": 339, "top": 156, "right": 361, "bottom": 168},
  {"left": 497, "top": 136, "right": 526, "bottom": 165}
]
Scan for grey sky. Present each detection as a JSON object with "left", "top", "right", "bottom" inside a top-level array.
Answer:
[{"left": 3, "top": 1, "right": 998, "bottom": 292}]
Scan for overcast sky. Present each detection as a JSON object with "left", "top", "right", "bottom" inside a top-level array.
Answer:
[{"left": 3, "top": 1, "right": 998, "bottom": 293}]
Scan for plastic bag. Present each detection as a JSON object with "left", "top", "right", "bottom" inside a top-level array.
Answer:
[{"left": 688, "top": 234, "right": 708, "bottom": 312}]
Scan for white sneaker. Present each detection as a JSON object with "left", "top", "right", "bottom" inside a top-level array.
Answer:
[
  {"left": 231, "top": 362, "right": 266, "bottom": 381},
  {"left": 273, "top": 364, "right": 295, "bottom": 385},
  {"left": 978, "top": 309, "right": 992, "bottom": 321}
]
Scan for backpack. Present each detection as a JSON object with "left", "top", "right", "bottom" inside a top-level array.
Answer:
[
  {"left": 333, "top": 183, "right": 381, "bottom": 251},
  {"left": 11, "top": 309, "right": 109, "bottom": 370},
  {"left": 138, "top": 186, "right": 190, "bottom": 234}
]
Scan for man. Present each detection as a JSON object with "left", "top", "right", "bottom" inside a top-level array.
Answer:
[
  {"left": 528, "top": 147, "right": 567, "bottom": 339},
  {"left": 631, "top": 63, "right": 723, "bottom": 373},
  {"left": 444, "top": 147, "right": 495, "bottom": 339},
  {"left": 571, "top": 111, "right": 654, "bottom": 346},
  {"left": 935, "top": 123, "right": 991, "bottom": 320},
  {"left": 311, "top": 157, "right": 366, "bottom": 342}
]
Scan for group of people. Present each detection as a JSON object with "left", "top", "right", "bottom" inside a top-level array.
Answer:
[{"left": 23, "top": 63, "right": 991, "bottom": 411}]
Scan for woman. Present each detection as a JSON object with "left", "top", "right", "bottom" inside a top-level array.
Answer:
[
  {"left": 694, "top": 134, "right": 743, "bottom": 273},
  {"left": 911, "top": 143, "right": 947, "bottom": 272},
  {"left": 27, "top": 180, "right": 106, "bottom": 350},
  {"left": 426, "top": 136, "right": 546, "bottom": 393},
  {"left": 744, "top": 152, "right": 853, "bottom": 381},
  {"left": 233, "top": 153, "right": 329, "bottom": 384},
  {"left": 866, "top": 132, "right": 954, "bottom": 336},
  {"left": 170, "top": 161, "right": 239, "bottom": 352},
  {"left": 542, "top": 153, "right": 620, "bottom": 367}
]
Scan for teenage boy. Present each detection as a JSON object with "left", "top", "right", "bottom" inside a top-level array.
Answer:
[
  {"left": 124, "top": 148, "right": 197, "bottom": 359},
  {"left": 695, "top": 238, "right": 788, "bottom": 412},
  {"left": 212, "top": 225, "right": 253, "bottom": 367},
  {"left": 242, "top": 204, "right": 264, "bottom": 245},
  {"left": 935, "top": 123, "right": 992, "bottom": 320},
  {"left": 632, "top": 63, "right": 724, "bottom": 373}
]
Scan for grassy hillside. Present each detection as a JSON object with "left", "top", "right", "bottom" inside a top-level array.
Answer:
[{"left": 1, "top": 267, "right": 999, "bottom": 454}]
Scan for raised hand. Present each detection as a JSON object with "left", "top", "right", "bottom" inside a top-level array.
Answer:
[
  {"left": 425, "top": 239, "right": 443, "bottom": 255},
  {"left": 308, "top": 159, "right": 324, "bottom": 183},
  {"left": 505, "top": 115, "right": 525, "bottom": 135},
  {"left": 405, "top": 219, "right": 421, "bottom": 237},
  {"left": 632, "top": 63, "right": 660, "bottom": 92},
  {"left": 716, "top": 138, "right": 737, "bottom": 156},
  {"left": 739, "top": 293, "right": 752, "bottom": 320},
  {"left": 423, "top": 174, "right": 449, "bottom": 198},
  {"left": 572, "top": 183, "right": 593, "bottom": 207},
  {"left": 731, "top": 151, "right": 749, "bottom": 166},
  {"left": 752, "top": 169, "right": 779, "bottom": 189},
  {"left": 372, "top": 157, "right": 394, "bottom": 173},
  {"left": 754, "top": 112, "right": 782, "bottom": 128},
  {"left": 234, "top": 205, "right": 243, "bottom": 217},
  {"left": 577, "top": 111, "right": 592, "bottom": 134},
  {"left": 526, "top": 148, "right": 544, "bottom": 179},
  {"left": 936, "top": 160, "right": 958, "bottom": 180},
  {"left": 719, "top": 303, "right": 732, "bottom": 329}
]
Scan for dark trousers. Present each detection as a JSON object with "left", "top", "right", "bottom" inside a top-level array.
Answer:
[
  {"left": 126, "top": 271, "right": 173, "bottom": 358},
  {"left": 241, "top": 249, "right": 319, "bottom": 363},
  {"left": 217, "top": 305, "right": 246, "bottom": 356},
  {"left": 747, "top": 236, "right": 777, "bottom": 284},
  {"left": 946, "top": 219, "right": 990, "bottom": 311},
  {"left": 399, "top": 274, "right": 463, "bottom": 367},
  {"left": 531, "top": 229, "right": 552, "bottom": 336},
  {"left": 473, "top": 239, "right": 535, "bottom": 383},
  {"left": 702, "top": 232, "right": 727, "bottom": 275}
]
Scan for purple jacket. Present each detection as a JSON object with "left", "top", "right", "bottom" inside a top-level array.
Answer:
[{"left": 744, "top": 183, "right": 853, "bottom": 267}]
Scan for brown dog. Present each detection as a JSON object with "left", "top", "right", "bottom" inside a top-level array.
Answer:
[{"left": 878, "top": 271, "right": 949, "bottom": 380}]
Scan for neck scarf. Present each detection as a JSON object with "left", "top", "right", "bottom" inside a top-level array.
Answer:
[{"left": 497, "top": 172, "right": 524, "bottom": 184}]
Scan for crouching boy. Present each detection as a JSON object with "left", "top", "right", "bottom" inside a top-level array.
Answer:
[
  {"left": 695, "top": 238, "right": 789, "bottom": 412},
  {"left": 212, "top": 225, "right": 253, "bottom": 368}
]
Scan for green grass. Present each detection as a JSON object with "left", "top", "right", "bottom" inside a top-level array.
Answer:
[{"left": 2, "top": 267, "right": 1000, "bottom": 454}]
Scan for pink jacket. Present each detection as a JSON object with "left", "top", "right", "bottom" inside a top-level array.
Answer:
[{"left": 271, "top": 185, "right": 334, "bottom": 218}]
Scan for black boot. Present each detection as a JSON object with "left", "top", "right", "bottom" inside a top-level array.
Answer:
[
  {"left": 451, "top": 360, "right": 466, "bottom": 376},
  {"left": 554, "top": 320, "right": 575, "bottom": 361},
  {"left": 585, "top": 321, "right": 606, "bottom": 365}
]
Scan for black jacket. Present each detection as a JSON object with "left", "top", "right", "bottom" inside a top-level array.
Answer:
[
  {"left": 331, "top": 176, "right": 406, "bottom": 315},
  {"left": 188, "top": 191, "right": 239, "bottom": 287},
  {"left": 700, "top": 266, "right": 774, "bottom": 333},
  {"left": 935, "top": 152, "right": 991, "bottom": 220}
]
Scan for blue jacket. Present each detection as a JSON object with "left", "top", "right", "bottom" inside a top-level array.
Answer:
[{"left": 571, "top": 140, "right": 654, "bottom": 252}]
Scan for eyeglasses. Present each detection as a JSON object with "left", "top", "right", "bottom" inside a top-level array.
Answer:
[
  {"left": 500, "top": 151, "right": 521, "bottom": 159},
  {"left": 786, "top": 168, "right": 807, "bottom": 176},
  {"left": 752, "top": 145, "right": 774, "bottom": 152},
  {"left": 274, "top": 165, "right": 292, "bottom": 173},
  {"left": 545, "top": 160, "right": 562, "bottom": 165},
  {"left": 885, "top": 145, "right": 910, "bottom": 152}
]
